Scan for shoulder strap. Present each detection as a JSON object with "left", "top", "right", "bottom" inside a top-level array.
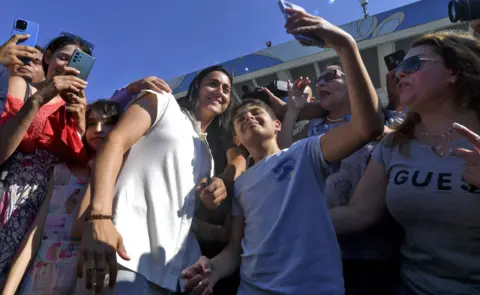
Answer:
[{"left": 24, "top": 82, "right": 31, "bottom": 101}]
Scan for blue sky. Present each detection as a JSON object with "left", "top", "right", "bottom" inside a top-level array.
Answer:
[{"left": 2, "top": 0, "right": 418, "bottom": 100}]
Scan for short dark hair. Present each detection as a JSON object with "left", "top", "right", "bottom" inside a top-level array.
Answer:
[
  {"left": 231, "top": 99, "right": 277, "bottom": 133},
  {"left": 35, "top": 45, "right": 44, "bottom": 53},
  {"left": 42, "top": 35, "right": 93, "bottom": 74},
  {"left": 86, "top": 100, "right": 123, "bottom": 125}
]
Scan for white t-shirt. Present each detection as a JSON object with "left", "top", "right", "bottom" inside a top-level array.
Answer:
[
  {"left": 233, "top": 136, "right": 344, "bottom": 295},
  {"left": 112, "top": 90, "right": 214, "bottom": 291}
]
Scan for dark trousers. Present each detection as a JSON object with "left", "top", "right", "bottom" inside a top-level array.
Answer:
[{"left": 343, "top": 259, "right": 401, "bottom": 295}]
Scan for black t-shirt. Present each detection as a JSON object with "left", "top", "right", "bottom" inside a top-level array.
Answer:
[{"left": 206, "top": 125, "right": 235, "bottom": 175}]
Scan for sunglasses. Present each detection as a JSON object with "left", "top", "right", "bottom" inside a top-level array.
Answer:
[
  {"left": 316, "top": 69, "right": 345, "bottom": 83},
  {"left": 395, "top": 55, "right": 442, "bottom": 82},
  {"left": 60, "top": 32, "right": 95, "bottom": 53}
]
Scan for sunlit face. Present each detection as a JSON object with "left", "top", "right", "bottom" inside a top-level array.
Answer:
[
  {"left": 13, "top": 50, "right": 45, "bottom": 83},
  {"left": 44, "top": 44, "right": 82, "bottom": 79},
  {"left": 84, "top": 111, "right": 115, "bottom": 151},
  {"left": 304, "top": 86, "right": 315, "bottom": 102},
  {"left": 197, "top": 71, "right": 231, "bottom": 119},
  {"left": 315, "top": 65, "right": 348, "bottom": 111},
  {"left": 396, "top": 45, "right": 453, "bottom": 113},
  {"left": 233, "top": 104, "right": 281, "bottom": 147}
]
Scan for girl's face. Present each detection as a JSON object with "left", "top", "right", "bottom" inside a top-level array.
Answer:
[
  {"left": 44, "top": 44, "right": 81, "bottom": 79},
  {"left": 84, "top": 111, "right": 115, "bottom": 151}
]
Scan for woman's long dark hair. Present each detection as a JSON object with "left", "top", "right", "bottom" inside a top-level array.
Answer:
[{"left": 177, "top": 65, "right": 239, "bottom": 133}]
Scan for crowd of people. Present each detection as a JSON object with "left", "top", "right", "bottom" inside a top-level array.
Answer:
[{"left": 0, "top": 7, "right": 479, "bottom": 295}]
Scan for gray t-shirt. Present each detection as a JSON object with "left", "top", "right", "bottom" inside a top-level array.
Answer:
[
  {"left": 309, "top": 116, "right": 402, "bottom": 261},
  {"left": 373, "top": 138, "right": 480, "bottom": 295},
  {"left": 233, "top": 136, "right": 344, "bottom": 295}
]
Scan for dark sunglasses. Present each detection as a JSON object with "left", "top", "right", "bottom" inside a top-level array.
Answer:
[
  {"left": 60, "top": 32, "right": 95, "bottom": 53},
  {"left": 395, "top": 55, "right": 442, "bottom": 82},
  {"left": 316, "top": 69, "right": 345, "bottom": 83}
]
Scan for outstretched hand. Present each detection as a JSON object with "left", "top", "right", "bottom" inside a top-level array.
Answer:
[
  {"left": 287, "top": 76, "right": 311, "bottom": 111},
  {"left": 451, "top": 123, "right": 480, "bottom": 188},
  {"left": 284, "top": 8, "right": 354, "bottom": 49}
]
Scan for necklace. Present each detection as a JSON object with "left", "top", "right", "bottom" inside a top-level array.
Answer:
[
  {"left": 418, "top": 126, "right": 455, "bottom": 156},
  {"left": 418, "top": 126, "right": 455, "bottom": 138},
  {"left": 326, "top": 116, "right": 344, "bottom": 122}
]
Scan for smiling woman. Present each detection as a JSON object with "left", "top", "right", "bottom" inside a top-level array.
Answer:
[{"left": 76, "top": 65, "right": 243, "bottom": 295}]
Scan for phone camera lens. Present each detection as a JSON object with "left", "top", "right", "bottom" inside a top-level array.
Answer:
[{"left": 15, "top": 20, "right": 28, "bottom": 31}]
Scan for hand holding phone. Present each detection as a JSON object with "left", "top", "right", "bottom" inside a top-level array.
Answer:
[
  {"left": 0, "top": 34, "right": 39, "bottom": 66},
  {"left": 10, "top": 19, "right": 39, "bottom": 64},
  {"left": 279, "top": 1, "right": 324, "bottom": 47},
  {"left": 282, "top": 2, "right": 354, "bottom": 50},
  {"left": 67, "top": 49, "right": 95, "bottom": 81}
]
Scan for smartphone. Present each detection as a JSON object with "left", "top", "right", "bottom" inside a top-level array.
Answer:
[
  {"left": 384, "top": 50, "right": 406, "bottom": 71},
  {"left": 278, "top": 0, "right": 324, "bottom": 47},
  {"left": 67, "top": 49, "right": 95, "bottom": 81},
  {"left": 11, "top": 19, "right": 39, "bottom": 64}
]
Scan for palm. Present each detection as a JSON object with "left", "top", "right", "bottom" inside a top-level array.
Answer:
[
  {"left": 287, "top": 77, "right": 310, "bottom": 110},
  {"left": 288, "top": 90, "right": 307, "bottom": 109}
]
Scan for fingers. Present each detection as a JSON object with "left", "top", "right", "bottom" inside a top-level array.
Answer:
[
  {"left": 285, "top": 16, "right": 316, "bottom": 33},
  {"left": 151, "top": 78, "right": 172, "bottom": 93},
  {"left": 14, "top": 50, "right": 38, "bottom": 62},
  {"left": 62, "top": 66, "right": 81, "bottom": 76},
  {"left": 84, "top": 251, "right": 95, "bottom": 290},
  {"left": 288, "top": 25, "right": 319, "bottom": 36},
  {"left": 193, "top": 279, "right": 210, "bottom": 295},
  {"left": 106, "top": 252, "right": 118, "bottom": 288},
  {"left": 8, "top": 34, "right": 30, "bottom": 44},
  {"left": 284, "top": 8, "right": 311, "bottom": 26},
  {"left": 181, "top": 263, "right": 204, "bottom": 280},
  {"left": 198, "top": 256, "right": 212, "bottom": 274},
  {"left": 453, "top": 123, "right": 480, "bottom": 152},
  {"left": 259, "top": 87, "right": 276, "bottom": 98},
  {"left": 94, "top": 252, "right": 107, "bottom": 294},
  {"left": 77, "top": 250, "right": 86, "bottom": 279},
  {"left": 196, "top": 177, "right": 209, "bottom": 194},
  {"left": 451, "top": 148, "right": 480, "bottom": 165},
  {"left": 200, "top": 179, "right": 227, "bottom": 206},
  {"left": 116, "top": 236, "right": 130, "bottom": 261},
  {"left": 462, "top": 169, "right": 478, "bottom": 187},
  {"left": 185, "top": 274, "right": 205, "bottom": 291}
]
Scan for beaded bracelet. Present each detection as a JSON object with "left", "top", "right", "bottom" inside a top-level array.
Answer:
[{"left": 85, "top": 214, "right": 113, "bottom": 222}]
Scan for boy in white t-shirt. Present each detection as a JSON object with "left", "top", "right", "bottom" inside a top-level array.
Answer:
[{"left": 181, "top": 8, "right": 385, "bottom": 295}]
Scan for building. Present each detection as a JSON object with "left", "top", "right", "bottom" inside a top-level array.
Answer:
[{"left": 166, "top": 0, "right": 470, "bottom": 105}]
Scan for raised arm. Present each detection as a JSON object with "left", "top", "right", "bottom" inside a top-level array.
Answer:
[
  {"left": 77, "top": 91, "right": 168, "bottom": 292},
  {"left": 329, "top": 158, "right": 388, "bottom": 235},
  {"left": 278, "top": 78, "right": 311, "bottom": 149},
  {"left": 0, "top": 68, "right": 86, "bottom": 164},
  {"left": 285, "top": 8, "right": 384, "bottom": 164}
]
